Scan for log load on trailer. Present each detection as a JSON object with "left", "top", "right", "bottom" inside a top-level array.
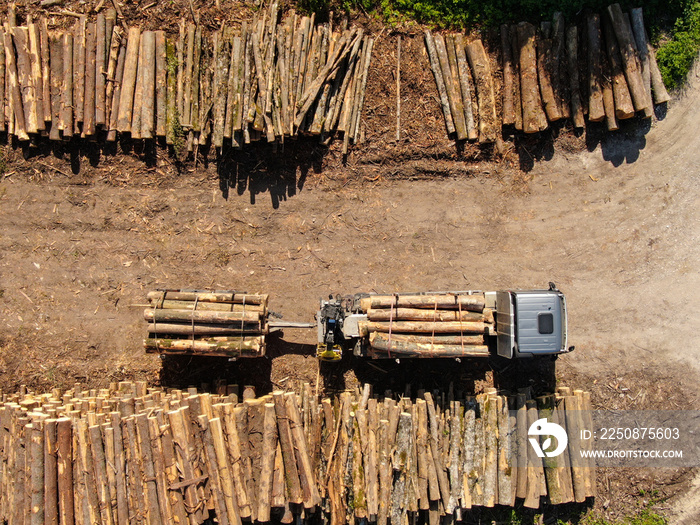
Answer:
[{"left": 316, "top": 283, "right": 573, "bottom": 361}]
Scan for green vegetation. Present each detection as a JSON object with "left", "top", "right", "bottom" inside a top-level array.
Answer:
[
  {"left": 657, "top": 1, "right": 700, "bottom": 89},
  {"left": 581, "top": 508, "right": 668, "bottom": 525}
]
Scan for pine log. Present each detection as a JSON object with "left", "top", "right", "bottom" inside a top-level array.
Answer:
[
  {"left": 193, "top": 25, "right": 206, "bottom": 134},
  {"left": 360, "top": 320, "right": 489, "bottom": 335},
  {"left": 443, "top": 34, "right": 468, "bottom": 142},
  {"left": 146, "top": 417, "right": 174, "bottom": 525},
  {"left": 587, "top": 14, "right": 606, "bottom": 122},
  {"left": 149, "top": 290, "right": 268, "bottom": 305},
  {"left": 523, "top": 400, "right": 545, "bottom": 508},
  {"left": 517, "top": 22, "right": 548, "bottom": 132},
  {"left": 603, "top": 17, "right": 635, "bottom": 119},
  {"left": 368, "top": 307, "right": 488, "bottom": 322},
  {"left": 370, "top": 333, "right": 485, "bottom": 345},
  {"left": 369, "top": 332, "right": 488, "bottom": 357},
  {"left": 182, "top": 23, "right": 195, "bottom": 129},
  {"left": 30, "top": 424, "right": 44, "bottom": 525},
  {"left": 434, "top": 33, "right": 467, "bottom": 140},
  {"left": 415, "top": 399, "right": 434, "bottom": 508},
  {"left": 83, "top": 22, "right": 96, "bottom": 136},
  {"left": 607, "top": 3, "right": 650, "bottom": 115},
  {"left": 460, "top": 399, "right": 475, "bottom": 509},
  {"left": 496, "top": 396, "right": 515, "bottom": 506},
  {"left": 61, "top": 33, "right": 74, "bottom": 137},
  {"left": 210, "top": 417, "right": 241, "bottom": 525},
  {"left": 566, "top": 26, "right": 585, "bottom": 128},
  {"left": 165, "top": 37, "right": 177, "bottom": 145},
  {"left": 221, "top": 404, "right": 252, "bottom": 518},
  {"left": 105, "top": 26, "right": 122, "bottom": 125},
  {"left": 389, "top": 412, "right": 411, "bottom": 525},
  {"left": 13, "top": 27, "right": 37, "bottom": 134},
  {"left": 140, "top": 31, "right": 156, "bottom": 139},
  {"left": 74, "top": 16, "right": 86, "bottom": 125},
  {"left": 630, "top": 8, "right": 670, "bottom": 105},
  {"left": 144, "top": 307, "right": 262, "bottom": 324},
  {"left": 155, "top": 31, "right": 166, "bottom": 137},
  {"left": 602, "top": 73, "right": 618, "bottom": 131},
  {"left": 196, "top": 415, "right": 230, "bottom": 525},
  {"left": 47, "top": 33, "right": 62, "bottom": 141},
  {"left": 447, "top": 407, "right": 462, "bottom": 513},
  {"left": 424, "top": 30, "right": 455, "bottom": 136},
  {"left": 552, "top": 397, "right": 575, "bottom": 503},
  {"left": 56, "top": 418, "right": 74, "bottom": 525},
  {"left": 108, "top": 413, "right": 128, "bottom": 525},
  {"left": 39, "top": 18, "right": 50, "bottom": 124},
  {"left": 575, "top": 390, "right": 596, "bottom": 498},
  {"left": 88, "top": 424, "right": 115, "bottom": 525},
  {"left": 626, "top": 8, "right": 652, "bottom": 115},
  {"left": 536, "top": 31, "right": 563, "bottom": 122},
  {"left": 0, "top": 29, "right": 5, "bottom": 133},
  {"left": 107, "top": 41, "right": 126, "bottom": 141},
  {"left": 117, "top": 27, "right": 140, "bottom": 133},
  {"left": 156, "top": 420, "right": 190, "bottom": 525},
  {"left": 424, "top": 392, "right": 450, "bottom": 509},
  {"left": 284, "top": 393, "right": 321, "bottom": 508},
  {"left": 146, "top": 320, "right": 264, "bottom": 336},
  {"left": 501, "top": 25, "right": 515, "bottom": 126},
  {"left": 144, "top": 337, "right": 264, "bottom": 356},
  {"left": 482, "top": 396, "right": 497, "bottom": 507},
  {"left": 213, "top": 28, "right": 231, "bottom": 148},
  {"left": 535, "top": 396, "right": 565, "bottom": 504},
  {"left": 75, "top": 420, "right": 100, "bottom": 525},
  {"left": 256, "top": 403, "right": 276, "bottom": 522},
  {"left": 630, "top": 13, "right": 669, "bottom": 104},
  {"left": 44, "top": 420, "right": 58, "bottom": 525},
  {"left": 513, "top": 394, "right": 528, "bottom": 500},
  {"left": 452, "top": 34, "right": 477, "bottom": 140},
  {"left": 464, "top": 38, "right": 499, "bottom": 142},
  {"left": 27, "top": 21, "right": 44, "bottom": 129},
  {"left": 351, "top": 36, "right": 374, "bottom": 143},
  {"left": 168, "top": 408, "right": 203, "bottom": 525},
  {"left": 509, "top": 27, "right": 524, "bottom": 130},
  {"left": 131, "top": 31, "right": 146, "bottom": 139},
  {"left": 361, "top": 294, "right": 484, "bottom": 312},
  {"left": 95, "top": 13, "right": 107, "bottom": 126},
  {"left": 272, "top": 391, "right": 303, "bottom": 504},
  {"left": 149, "top": 298, "right": 265, "bottom": 313},
  {"left": 551, "top": 12, "right": 569, "bottom": 118},
  {"left": 224, "top": 34, "right": 241, "bottom": 139}
]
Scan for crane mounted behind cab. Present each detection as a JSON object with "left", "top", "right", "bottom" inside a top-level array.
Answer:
[{"left": 316, "top": 283, "right": 573, "bottom": 361}]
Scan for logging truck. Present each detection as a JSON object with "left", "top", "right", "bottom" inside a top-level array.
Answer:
[
  {"left": 315, "top": 283, "right": 573, "bottom": 361},
  {"left": 144, "top": 284, "right": 573, "bottom": 361}
]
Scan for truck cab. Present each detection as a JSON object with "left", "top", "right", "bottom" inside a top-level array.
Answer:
[{"left": 492, "top": 283, "right": 570, "bottom": 358}]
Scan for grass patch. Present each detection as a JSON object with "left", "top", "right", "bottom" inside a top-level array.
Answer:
[{"left": 657, "top": 1, "right": 700, "bottom": 89}]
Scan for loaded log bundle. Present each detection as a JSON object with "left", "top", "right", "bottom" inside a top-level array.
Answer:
[
  {"left": 144, "top": 289, "right": 269, "bottom": 357},
  {"left": 0, "top": 2, "right": 374, "bottom": 153},
  {"left": 425, "top": 4, "right": 669, "bottom": 139},
  {"left": 0, "top": 382, "right": 596, "bottom": 525},
  {"left": 356, "top": 292, "right": 494, "bottom": 358}
]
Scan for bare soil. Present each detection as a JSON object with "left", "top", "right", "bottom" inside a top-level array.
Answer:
[{"left": 0, "top": 1, "right": 699, "bottom": 523}]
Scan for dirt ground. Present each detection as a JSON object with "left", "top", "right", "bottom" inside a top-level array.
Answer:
[{"left": 1, "top": 1, "right": 699, "bottom": 523}]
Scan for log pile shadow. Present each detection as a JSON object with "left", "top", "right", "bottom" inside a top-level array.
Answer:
[{"left": 217, "top": 137, "right": 328, "bottom": 208}]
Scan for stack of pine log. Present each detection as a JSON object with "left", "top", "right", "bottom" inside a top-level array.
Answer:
[
  {"left": 426, "top": 4, "right": 671, "bottom": 139},
  {"left": 357, "top": 293, "right": 494, "bottom": 358},
  {"left": 0, "top": 381, "right": 595, "bottom": 525},
  {"left": 143, "top": 289, "right": 269, "bottom": 357},
  {"left": 0, "top": 1, "right": 373, "bottom": 152}
]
